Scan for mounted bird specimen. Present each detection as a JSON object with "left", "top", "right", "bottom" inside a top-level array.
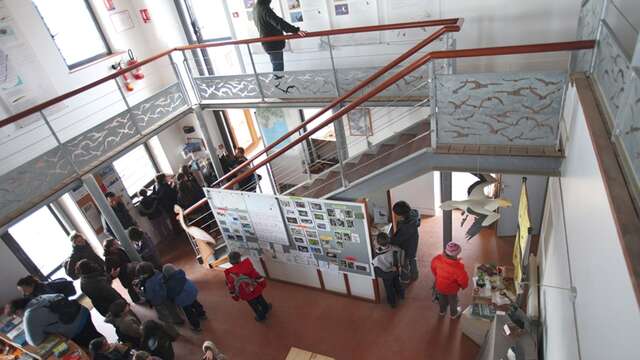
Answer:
[{"left": 440, "top": 173, "right": 512, "bottom": 240}]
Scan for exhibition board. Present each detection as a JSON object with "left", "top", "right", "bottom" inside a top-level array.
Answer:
[{"left": 205, "top": 189, "right": 374, "bottom": 278}]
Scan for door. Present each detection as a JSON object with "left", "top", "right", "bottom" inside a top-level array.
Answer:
[{"left": 496, "top": 175, "right": 548, "bottom": 237}]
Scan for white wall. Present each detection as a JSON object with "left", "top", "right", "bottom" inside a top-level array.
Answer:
[
  {"left": 538, "top": 84, "right": 640, "bottom": 360},
  {"left": 0, "top": 240, "right": 29, "bottom": 306},
  {"left": 390, "top": 172, "right": 437, "bottom": 216}
]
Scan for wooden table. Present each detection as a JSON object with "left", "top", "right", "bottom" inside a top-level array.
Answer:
[{"left": 286, "top": 347, "right": 335, "bottom": 360}]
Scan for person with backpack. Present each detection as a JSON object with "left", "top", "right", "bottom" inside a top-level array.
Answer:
[
  {"left": 138, "top": 188, "right": 172, "bottom": 240},
  {"left": 136, "top": 262, "right": 184, "bottom": 325},
  {"left": 16, "top": 275, "right": 76, "bottom": 299},
  {"left": 430, "top": 242, "right": 469, "bottom": 319},
  {"left": 105, "top": 253, "right": 142, "bottom": 303},
  {"left": 372, "top": 233, "right": 405, "bottom": 308},
  {"left": 390, "top": 201, "right": 421, "bottom": 284},
  {"left": 104, "top": 299, "right": 142, "bottom": 348},
  {"left": 76, "top": 259, "right": 125, "bottom": 317},
  {"left": 7, "top": 294, "right": 103, "bottom": 348},
  {"left": 129, "top": 227, "right": 162, "bottom": 270},
  {"left": 65, "top": 232, "right": 105, "bottom": 280},
  {"left": 224, "top": 251, "right": 270, "bottom": 322},
  {"left": 89, "top": 337, "right": 135, "bottom": 360},
  {"left": 162, "top": 264, "right": 207, "bottom": 331},
  {"left": 140, "top": 319, "right": 178, "bottom": 360}
]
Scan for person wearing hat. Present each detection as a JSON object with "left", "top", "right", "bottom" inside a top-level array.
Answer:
[
  {"left": 430, "top": 242, "right": 469, "bottom": 318},
  {"left": 390, "top": 201, "right": 421, "bottom": 283}
]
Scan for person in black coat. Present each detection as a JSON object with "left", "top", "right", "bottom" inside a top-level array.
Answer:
[
  {"left": 253, "top": 0, "right": 307, "bottom": 72},
  {"left": 390, "top": 201, "right": 421, "bottom": 283},
  {"left": 77, "top": 259, "right": 126, "bottom": 317},
  {"left": 138, "top": 189, "right": 172, "bottom": 240},
  {"left": 105, "top": 254, "right": 141, "bottom": 304},
  {"left": 154, "top": 173, "right": 179, "bottom": 234},
  {"left": 65, "top": 232, "right": 105, "bottom": 280},
  {"left": 101, "top": 192, "right": 136, "bottom": 237}
]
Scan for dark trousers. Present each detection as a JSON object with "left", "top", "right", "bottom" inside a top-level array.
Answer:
[
  {"left": 182, "top": 299, "right": 206, "bottom": 329},
  {"left": 437, "top": 292, "right": 459, "bottom": 316},
  {"left": 267, "top": 51, "right": 284, "bottom": 72},
  {"left": 382, "top": 274, "right": 404, "bottom": 306},
  {"left": 247, "top": 295, "right": 269, "bottom": 320},
  {"left": 401, "top": 257, "right": 419, "bottom": 283},
  {"left": 73, "top": 315, "right": 104, "bottom": 348}
]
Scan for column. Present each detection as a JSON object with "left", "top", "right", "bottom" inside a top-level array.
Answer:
[
  {"left": 81, "top": 174, "right": 141, "bottom": 261},
  {"left": 194, "top": 107, "right": 225, "bottom": 180},
  {"left": 440, "top": 171, "right": 452, "bottom": 248}
]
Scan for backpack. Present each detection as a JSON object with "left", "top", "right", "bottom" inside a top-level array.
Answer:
[
  {"left": 230, "top": 273, "right": 257, "bottom": 300},
  {"left": 47, "top": 278, "right": 76, "bottom": 298},
  {"left": 46, "top": 296, "right": 82, "bottom": 324}
]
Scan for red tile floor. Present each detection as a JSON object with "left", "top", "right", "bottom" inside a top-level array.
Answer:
[{"left": 120, "top": 213, "right": 514, "bottom": 360}]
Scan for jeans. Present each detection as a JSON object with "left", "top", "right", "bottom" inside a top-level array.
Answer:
[
  {"left": 382, "top": 274, "right": 404, "bottom": 306},
  {"left": 437, "top": 292, "right": 459, "bottom": 316},
  {"left": 182, "top": 299, "right": 206, "bottom": 329},
  {"left": 267, "top": 51, "right": 284, "bottom": 72},
  {"left": 247, "top": 295, "right": 270, "bottom": 320}
]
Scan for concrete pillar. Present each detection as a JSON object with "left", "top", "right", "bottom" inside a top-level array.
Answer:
[
  {"left": 194, "top": 107, "right": 225, "bottom": 180},
  {"left": 440, "top": 171, "right": 452, "bottom": 248},
  {"left": 81, "top": 174, "right": 141, "bottom": 261}
]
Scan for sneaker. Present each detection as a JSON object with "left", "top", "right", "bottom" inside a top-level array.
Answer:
[
  {"left": 439, "top": 311, "right": 446, "bottom": 317},
  {"left": 451, "top": 307, "right": 462, "bottom": 319},
  {"left": 255, "top": 315, "right": 266, "bottom": 322}
]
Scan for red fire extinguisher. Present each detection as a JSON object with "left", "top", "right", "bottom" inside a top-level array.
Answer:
[{"left": 126, "top": 49, "right": 144, "bottom": 80}]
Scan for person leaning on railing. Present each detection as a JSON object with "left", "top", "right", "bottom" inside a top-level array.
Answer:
[{"left": 253, "top": 0, "right": 307, "bottom": 73}]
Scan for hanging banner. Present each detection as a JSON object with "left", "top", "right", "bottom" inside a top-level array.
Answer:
[{"left": 513, "top": 178, "right": 531, "bottom": 290}]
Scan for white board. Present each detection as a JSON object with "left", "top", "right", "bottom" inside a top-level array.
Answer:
[{"left": 242, "top": 192, "right": 290, "bottom": 245}]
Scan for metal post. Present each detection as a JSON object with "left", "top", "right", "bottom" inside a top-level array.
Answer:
[
  {"left": 114, "top": 79, "right": 144, "bottom": 137},
  {"left": 40, "top": 110, "right": 81, "bottom": 175},
  {"left": 327, "top": 36, "right": 341, "bottom": 97},
  {"left": 246, "top": 44, "right": 266, "bottom": 102},
  {"left": 169, "top": 53, "right": 193, "bottom": 107},
  {"left": 194, "top": 107, "right": 225, "bottom": 180},
  {"left": 81, "top": 174, "right": 141, "bottom": 261},
  {"left": 428, "top": 62, "right": 437, "bottom": 149},
  {"left": 182, "top": 50, "right": 203, "bottom": 104},
  {"left": 334, "top": 114, "right": 349, "bottom": 188},
  {"left": 440, "top": 171, "right": 452, "bottom": 247}
]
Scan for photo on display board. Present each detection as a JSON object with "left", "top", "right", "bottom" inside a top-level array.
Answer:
[
  {"left": 239, "top": 215, "right": 249, "bottom": 221},
  {"left": 295, "top": 200, "right": 307, "bottom": 209},
  {"left": 334, "top": 232, "right": 342, "bottom": 240},
  {"left": 222, "top": 227, "right": 230, "bottom": 233},
  {"left": 290, "top": 11, "right": 303, "bottom": 23},
  {"left": 334, "top": 3, "right": 349, "bottom": 15},
  {"left": 297, "top": 245, "right": 310, "bottom": 253},
  {"left": 286, "top": 209, "right": 296, "bottom": 216},
  {"left": 286, "top": 216, "right": 299, "bottom": 224},
  {"left": 308, "top": 238, "right": 320, "bottom": 246},
  {"left": 227, "top": 234, "right": 235, "bottom": 240},
  {"left": 288, "top": 0, "right": 301, "bottom": 10},
  {"left": 317, "top": 222, "right": 328, "bottom": 230},
  {"left": 293, "top": 236, "right": 306, "bottom": 245},
  {"left": 280, "top": 199, "right": 292, "bottom": 208},
  {"left": 327, "top": 208, "right": 336, "bottom": 217},
  {"left": 355, "top": 263, "right": 369, "bottom": 272},
  {"left": 313, "top": 213, "right": 325, "bottom": 221},
  {"left": 305, "top": 230, "right": 318, "bottom": 238},
  {"left": 241, "top": 223, "right": 252, "bottom": 230},
  {"left": 335, "top": 219, "right": 345, "bottom": 227},
  {"left": 342, "top": 232, "right": 351, "bottom": 241},
  {"left": 336, "top": 240, "right": 344, "bottom": 249},
  {"left": 340, "top": 259, "right": 348, "bottom": 267},
  {"left": 310, "top": 202, "right": 323, "bottom": 211},
  {"left": 346, "top": 220, "right": 354, "bottom": 228},
  {"left": 245, "top": 230, "right": 256, "bottom": 236},
  {"left": 291, "top": 228, "right": 304, "bottom": 237},
  {"left": 347, "top": 261, "right": 355, "bottom": 269},
  {"left": 344, "top": 209, "right": 354, "bottom": 219},
  {"left": 329, "top": 219, "right": 337, "bottom": 227},
  {"left": 298, "top": 210, "right": 309, "bottom": 218},
  {"left": 310, "top": 246, "right": 323, "bottom": 255},
  {"left": 326, "top": 251, "right": 339, "bottom": 258},
  {"left": 218, "top": 220, "right": 227, "bottom": 226},
  {"left": 300, "top": 218, "right": 314, "bottom": 226}
]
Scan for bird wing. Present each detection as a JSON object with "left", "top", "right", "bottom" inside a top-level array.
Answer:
[
  {"left": 465, "top": 210, "right": 487, "bottom": 240},
  {"left": 468, "top": 173, "right": 497, "bottom": 199}
]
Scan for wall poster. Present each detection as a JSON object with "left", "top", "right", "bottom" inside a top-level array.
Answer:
[{"left": 206, "top": 188, "right": 373, "bottom": 277}]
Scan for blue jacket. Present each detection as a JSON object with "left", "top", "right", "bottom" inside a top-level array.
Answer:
[
  {"left": 142, "top": 272, "right": 167, "bottom": 306},
  {"left": 23, "top": 294, "right": 89, "bottom": 346},
  {"left": 164, "top": 268, "right": 198, "bottom": 307}
]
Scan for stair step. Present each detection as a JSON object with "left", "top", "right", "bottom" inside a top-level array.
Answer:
[
  {"left": 374, "top": 144, "right": 395, "bottom": 156},
  {"left": 397, "top": 133, "right": 417, "bottom": 144}
]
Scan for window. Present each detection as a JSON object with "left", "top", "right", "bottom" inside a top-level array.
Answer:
[
  {"left": 33, "top": 0, "right": 111, "bottom": 69},
  {"left": 226, "top": 109, "right": 261, "bottom": 155},
  {"left": 113, "top": 145, "right": 158, "bottom": 196},
  {"left": 6, "top": 206, "right": 71, "bottom": 279}
]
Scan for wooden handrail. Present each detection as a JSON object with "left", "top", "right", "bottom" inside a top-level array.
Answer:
[
  {"left": 183, "top": 39, "right": 595, "bottom": 215},
  {"left": 0, "top": 18, "right": 461, "bottom": 129}
]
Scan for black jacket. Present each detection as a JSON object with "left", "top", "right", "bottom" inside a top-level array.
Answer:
[
  {"left": 155, "top": 183, "right": 178, "bottom": 214},
  {"left": 80, "top": 271, "right": 124, "bottom": 317},
  {"left": 254, "top": 0, "right": 299, "bottom": 52},
  {"left": 65, "top": 244, "right": 106, "bottom": 280},
  {"left": 390, "top": 209, "right": 420, "bottom": 259},
  {"left": 139, "top": 194, "right": 162, "bottom": 220},
  {"left": 102, "top": 202, "right": 135, "bottom": 237}
]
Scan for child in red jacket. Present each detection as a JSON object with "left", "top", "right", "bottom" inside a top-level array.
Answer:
[
  {"left": 224, "top": 252, "right": 271, "bottom": 322},
  {"left": 430, "top": 242, "right": 469, "bottom": 318}
]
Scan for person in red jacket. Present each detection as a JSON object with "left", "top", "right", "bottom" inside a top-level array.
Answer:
[
  {"left": 430, "top": 242, "right": 469, "bottom": 318},
  {"left": 224, "top": 251, "right": 271, "bottom": 322}
]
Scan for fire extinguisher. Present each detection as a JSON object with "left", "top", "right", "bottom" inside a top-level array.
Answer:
[{"left": 126, "top": 49, "right": 144, "bottom": 80}]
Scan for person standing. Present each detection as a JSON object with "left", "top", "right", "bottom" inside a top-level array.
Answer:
[
  {"left": 102, "top": 192, "right": 136, "bottom": 237},
  {"left": 430, "top": 242, "right": 469, "bottom": 319},
  {"left": 163, "top": 264, "right": 207, "bottom": 331},
  {"left": 372, "top": 233, "right": 405, "bottom": 308},
  {"left": 138, "top": 189, "right": 172, "bottom": 240},
  {"left": 128, "top": 227, "right": 162, "bottom": 270},
  {"left": 105, "top": 255, "right": 142, "bottom": 304},
  {"left": 16, "top": 275, "right": 76, "bottom": 299},
  {"left": 65, "top": 232, "right": 105, "bottom": 280},
  {"left": 176, "top": 173, "right": 204, "bottom": 209},
  {"left": 105, "top": 299, "right": 142, "bottom": 347},
  {"left": 7, "top": 294, "right": 104, "bottom": 348},
  {"left": 140, "top": 320, "right": 178, "bottom": 360},
  {"left": 253, "top": 0, "right": 307, "bottom": 72},
  {"left": 136, "top": 262, "right": 184, "bottom": 325},
  {"left": 224, "top": 252, "right": 271, "bottom": 322},
  {"left": 76, "top": 259, "right": 126, "bottom": 317},
  {"left": 154, "top": 173, "right": 179, "bottom": 234},
  {"left": 390, "top": 201, "right": 421, "bottom": 283}
]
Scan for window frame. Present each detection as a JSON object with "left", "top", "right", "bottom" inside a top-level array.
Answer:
[
  {"left": 112, "top": 144, "right": 160, "bottom": 197},
  {"left": 33, "top": 0, "right": 112, "bottom": 70}
]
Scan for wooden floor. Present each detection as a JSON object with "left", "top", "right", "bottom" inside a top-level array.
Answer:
[{"left": 106, "top": 212, "right": 515, "bottom": 360}]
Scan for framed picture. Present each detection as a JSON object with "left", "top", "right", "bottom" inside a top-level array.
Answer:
[{"left": 348, "top": 108, "right": 373, "bottom": 136}]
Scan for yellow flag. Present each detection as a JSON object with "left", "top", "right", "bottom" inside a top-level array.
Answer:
[{"left": 513, "top": 180, "right": 530, "bottom": 290}]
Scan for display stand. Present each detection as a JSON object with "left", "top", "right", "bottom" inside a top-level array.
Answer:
[{"left": 0, "top": 331, "right": 88, "bottom": 360}]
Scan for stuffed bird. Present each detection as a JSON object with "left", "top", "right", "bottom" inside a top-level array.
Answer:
[{"left": 440, "top": 173, "right": 512, "bottom": 240}]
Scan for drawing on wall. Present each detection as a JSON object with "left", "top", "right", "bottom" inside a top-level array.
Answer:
[
  {"left": 290, "top": 11, "right": 303, "bottom": 23},
  {"left": 334, "top": 4, "right": 349, "bottom": 16},
  {"left": 347, "top": 108, "right": 373, "bottom": 136}
]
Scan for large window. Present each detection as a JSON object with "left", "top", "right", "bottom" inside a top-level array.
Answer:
[
  {"left": 33, "top": 0, "right": 111, "bottom": 69},
  {"left": 5, "top": 206, "right": 72, "bottom": 279},
  {"left": 113, "top": 145, "right": 158, "bottom": 196}
]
